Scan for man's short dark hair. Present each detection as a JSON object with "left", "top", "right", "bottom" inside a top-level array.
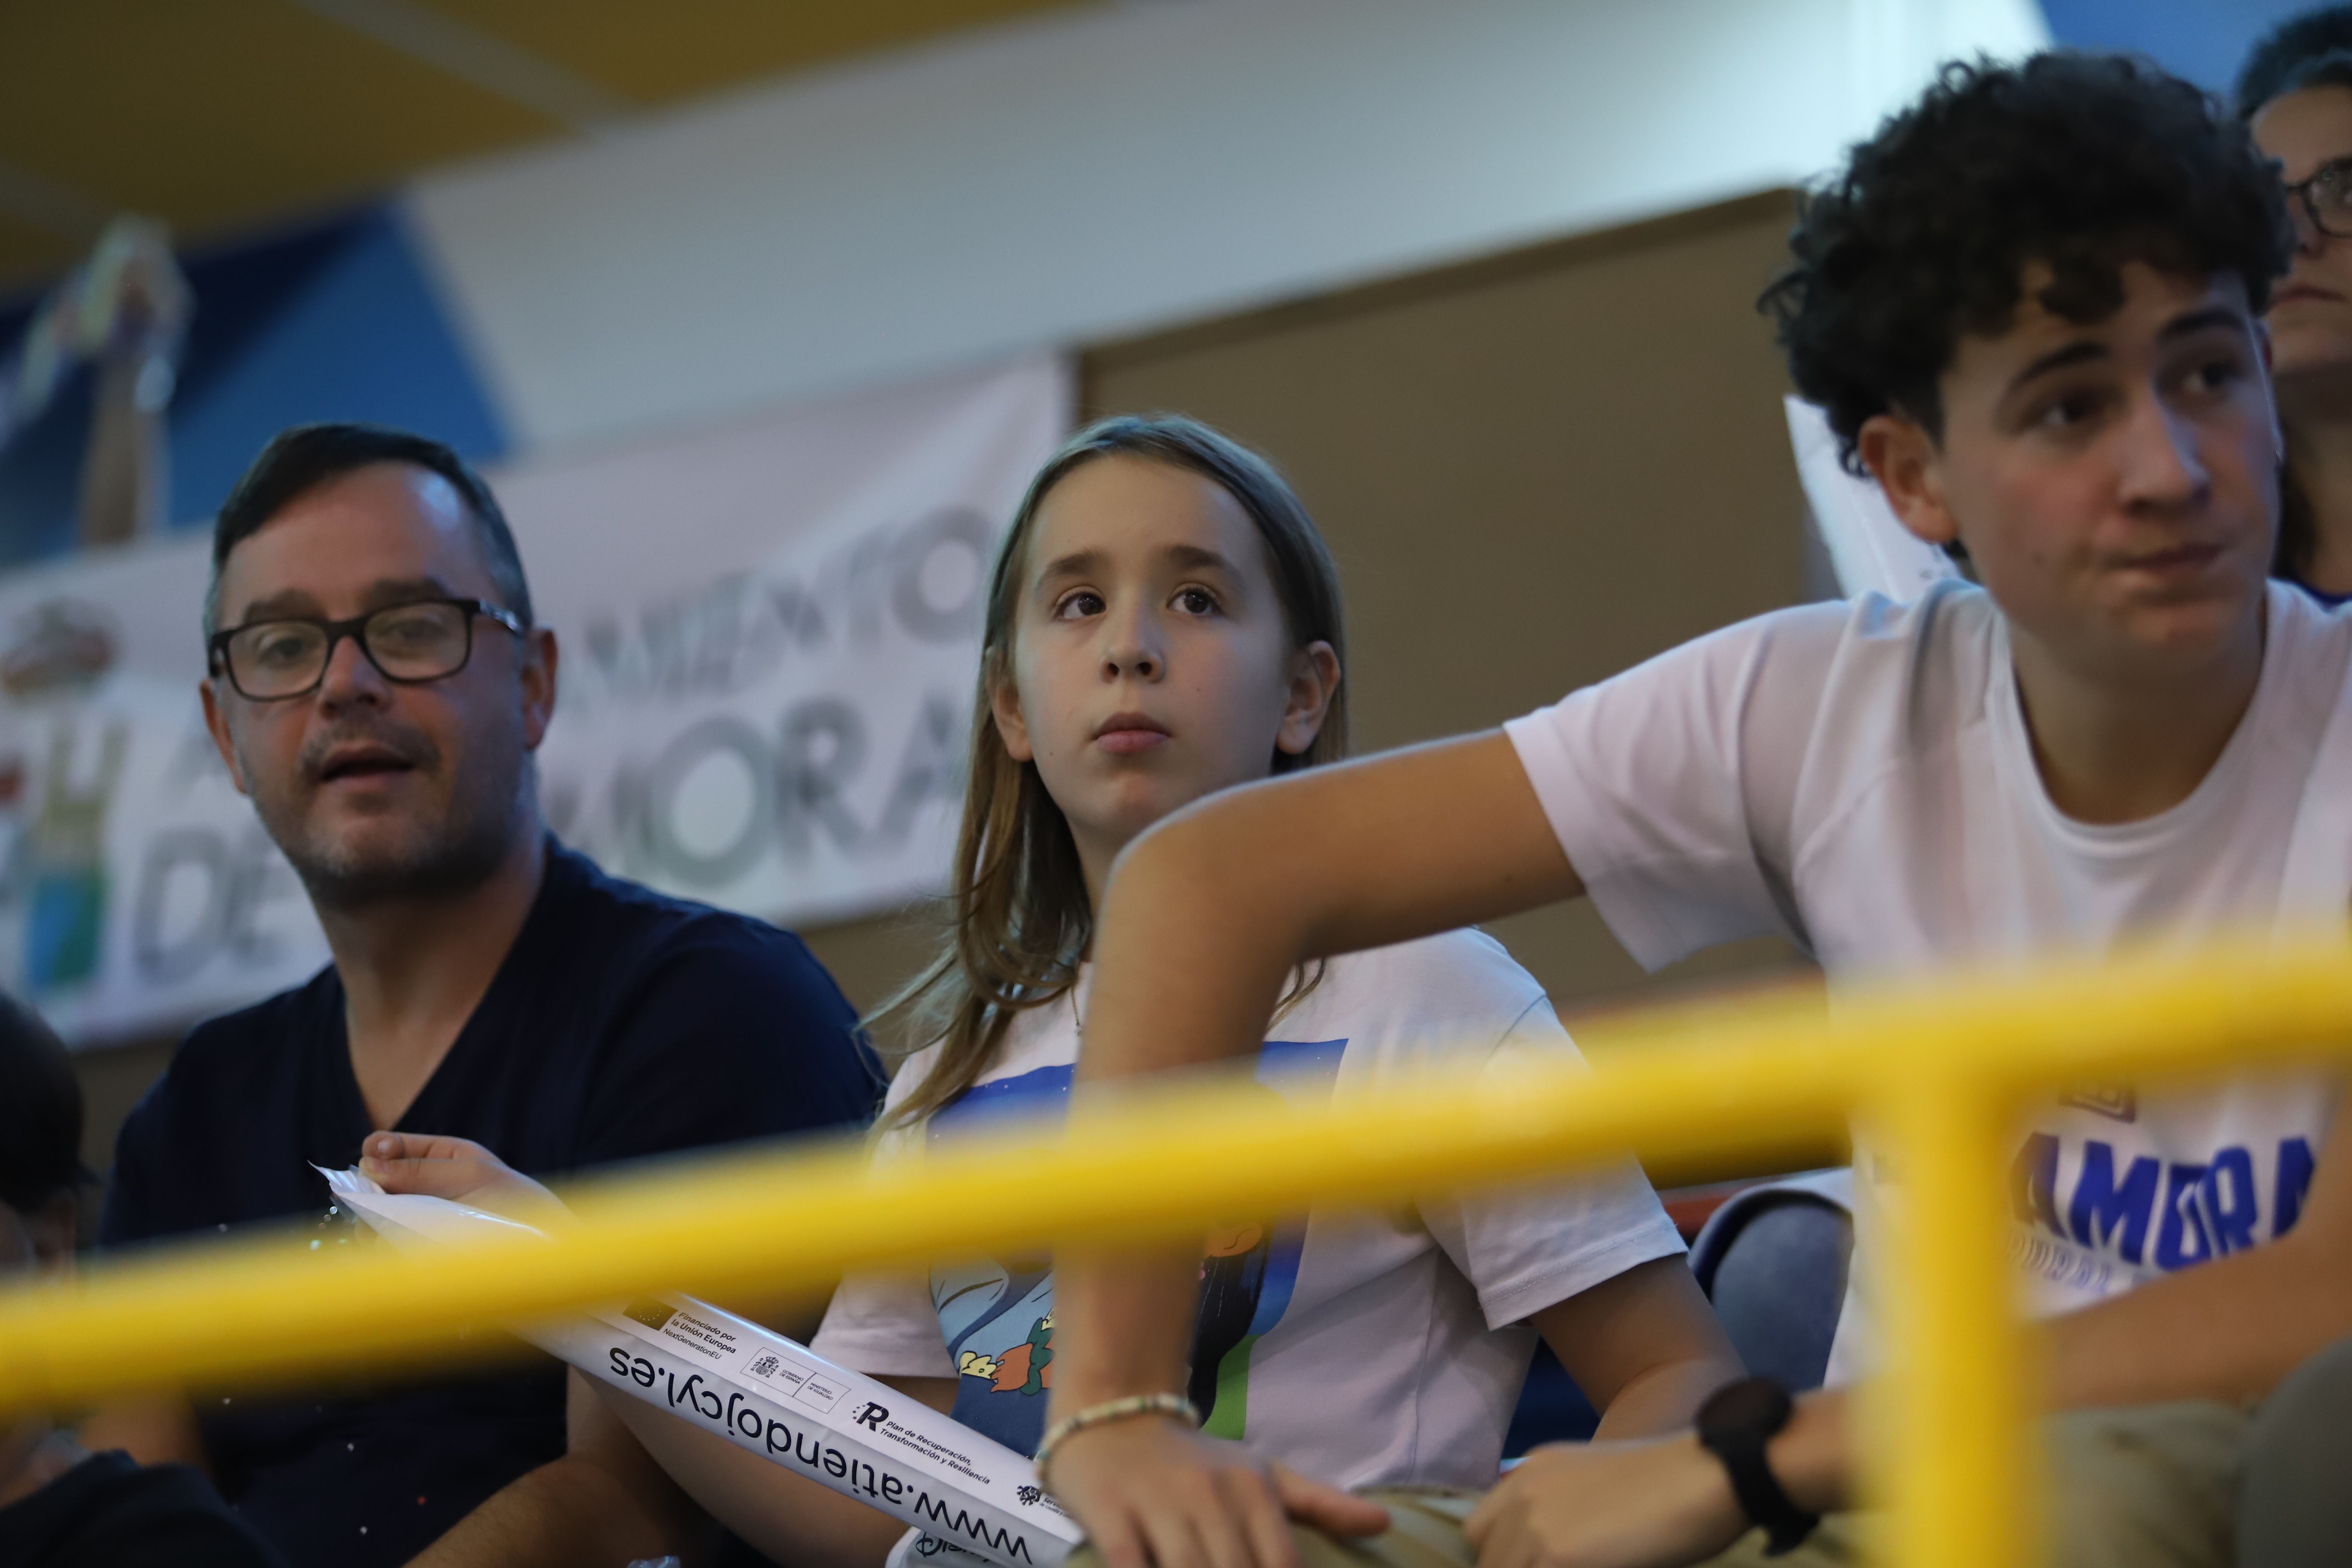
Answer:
[
  {"left": 206, "top": 423, "right": 533, "bottom": 637},
  {"left": 2237, "top": 6, "right": 2352, "bottom": 120},
  {"left": 1762, "top": 53, "right": 2291, "bottom": 475},
  {"left": 0, "top": 991, "right": 84, "bottom": 1217}
]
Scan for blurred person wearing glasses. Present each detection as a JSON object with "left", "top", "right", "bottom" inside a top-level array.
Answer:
[
  {"left": 2244, "top": 8, "right": 2352, "bottom": 603},
  {"left": 81, "top": 424, "right": 879, "bottom": 1568}
]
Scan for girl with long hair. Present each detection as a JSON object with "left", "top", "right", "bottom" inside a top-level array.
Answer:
[{"left": 365, "top": 415, "right": 1736, "bottom": 1566}]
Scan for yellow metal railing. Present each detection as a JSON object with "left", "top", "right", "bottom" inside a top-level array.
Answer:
[{"left": 4, "top": 934, "right": 2350, "bottom": 1567}]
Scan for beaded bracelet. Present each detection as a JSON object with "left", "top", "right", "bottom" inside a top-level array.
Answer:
[{"left": 1033, "top": 1392, "right": 1202, "bottom": 1487}]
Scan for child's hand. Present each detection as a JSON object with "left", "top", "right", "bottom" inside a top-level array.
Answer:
[
  {"left": 1047, "top": 1415, "right": 1387, "bottom": 1568},
  {"left": 1464, "top": 1434, "right": 1746, "bottom": 1568},
  {"left": 358, "top": 1132, "right": 569, "bottom": 1228}
]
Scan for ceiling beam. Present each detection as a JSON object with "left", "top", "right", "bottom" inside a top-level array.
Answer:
[{"left": 293, "top": 0, "right": 632, "bottom": 136}]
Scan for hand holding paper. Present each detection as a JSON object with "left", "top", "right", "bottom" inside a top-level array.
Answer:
[{"left": 360, "top": 1132, "right": 569, "bottom": 1228}]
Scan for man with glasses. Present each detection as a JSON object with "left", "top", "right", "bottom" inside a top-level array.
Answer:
[
  {"left": 2244, "top": 7, "right": 2352, "bottom": 604},
  {"left": 83, "top": 424, "right": 880, "bottom": 1568}
]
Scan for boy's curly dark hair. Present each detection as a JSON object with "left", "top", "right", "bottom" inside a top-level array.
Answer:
[
  {"left": 1762, "top": 54, "right": 2290, "bottom": 475},
  {"left": 2236, "top": 6, "right": 2352, "bottom": 120}
]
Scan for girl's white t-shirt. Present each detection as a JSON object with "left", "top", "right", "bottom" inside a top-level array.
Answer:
[
  {"left": 1503, "top": 579, "right": 2352, "bottom": 1381},
  {"left": 811, "top": 927, "right": 1684, "bottom": 1489}
]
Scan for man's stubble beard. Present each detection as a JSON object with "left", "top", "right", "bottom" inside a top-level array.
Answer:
[{"left": 251, "top": 730, "right": 534, "bottom": 914}]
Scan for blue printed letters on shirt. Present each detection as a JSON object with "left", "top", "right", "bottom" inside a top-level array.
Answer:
[
  {"left": 2022, "top": 1136, "right": 2316, "bottom": 1279},
  {"left": 2200, "top": 1147, "right": 2260, "bottom": 1255},
  {"left": 2067, "top": 1142, "right": 2160, "bottom": 1265},
  {"left": 2154, "top": 1163, "right": 2211, "bottom": 1271},
  {"left": 2277, "top": 1138, "right": 2316, "bottom": 1236}
]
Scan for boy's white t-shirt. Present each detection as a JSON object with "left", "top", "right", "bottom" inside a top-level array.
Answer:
[
  {"left": 812, "top": 927, "right": 1684, "bottom": 1490},
  {"left": 1504, "top": 580, "right": 2352, "bottom": 1382}
]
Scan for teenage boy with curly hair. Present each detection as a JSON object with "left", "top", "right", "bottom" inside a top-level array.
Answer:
[{"left": 1041, "top": 53, "right": 2352, "bottom": 1568}]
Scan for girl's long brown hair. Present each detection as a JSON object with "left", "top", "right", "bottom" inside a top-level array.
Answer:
[{"left": 869, "top": 415, "right": 1348, "bottom": 1132}]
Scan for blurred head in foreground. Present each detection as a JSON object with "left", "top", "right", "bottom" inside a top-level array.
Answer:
[
  {"left": 1764, "top": 53, "right": 2289, "bottom": 679},
  {"left": 198, "top": 425, "right": 556, "bottom": 913},
  {"left": 0, "top": 989, "right": 80, "bottom": 1274},
  {"left": 0, "top": 991, "right": 81, "bottom": 1472}
]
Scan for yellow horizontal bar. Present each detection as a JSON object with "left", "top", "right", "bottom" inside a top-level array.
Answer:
[{"left": 0, "top": 931, "right": 2345, "bottom": 1416}]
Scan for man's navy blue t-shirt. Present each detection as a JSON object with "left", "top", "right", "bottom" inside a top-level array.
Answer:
[{"left": 99, "top": 841, "right": 880, "bottom": 1568}]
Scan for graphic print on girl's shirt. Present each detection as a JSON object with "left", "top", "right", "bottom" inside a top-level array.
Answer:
[{"left": 926, "top": 1038, "right": 1347, "bottom": 1454}]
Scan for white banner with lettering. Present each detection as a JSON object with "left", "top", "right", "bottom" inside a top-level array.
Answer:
[{"left": 0, "top": 356, "right": 1069, "bottom": 1043}]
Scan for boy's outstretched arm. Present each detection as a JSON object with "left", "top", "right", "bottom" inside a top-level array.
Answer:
[
  {"left": 1049, "top": 733, "right": 1583, "bottom": 1568},
  {"left": 1082, "top": 730, "right": 1582, "bottom": 1083}
]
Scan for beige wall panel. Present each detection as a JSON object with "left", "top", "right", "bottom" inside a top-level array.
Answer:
[{"left": 799, "top": 905, "right": 950, "bottom": 1027}]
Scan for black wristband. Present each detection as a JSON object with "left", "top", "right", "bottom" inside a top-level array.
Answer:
[{"left": 1695, "top": 1377, "right": 1819, "bottom": 1556}]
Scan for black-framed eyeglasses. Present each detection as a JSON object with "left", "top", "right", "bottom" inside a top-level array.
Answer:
[
  {"left": 208, "top": 597, "right": 527, "bottom": 702},
  {"left": 2286, "top": 156, "right": 2352, "bottom": 240}
]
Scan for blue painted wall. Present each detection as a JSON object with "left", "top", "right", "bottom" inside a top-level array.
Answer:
[
  {"left": 0, "top": 204, "right": 504, "bottom": 570},
  {"left": 165, "top": 208, "right": 505, "bottom": 530},
  {"left": 2041, "top": 0, "right": 2317, "bottom": 96}
]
